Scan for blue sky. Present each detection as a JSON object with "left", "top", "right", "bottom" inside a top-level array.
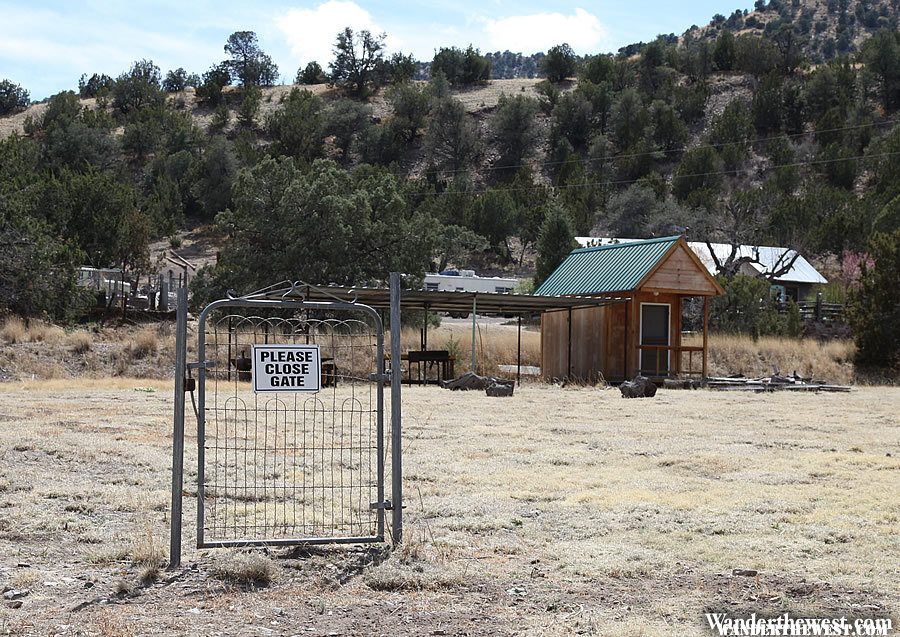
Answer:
[{"left": 2, "top": 1, "right": 747, "bottom": 100}]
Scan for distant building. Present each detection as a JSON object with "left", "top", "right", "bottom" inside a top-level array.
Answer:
[
  {"left": 577, "top": 237, "right": 828, "bottom": 301},
  {"left": 423, "top": 270, "right": 519, "bottom": 295},
  {"left": 77, "top": 267, "right": 131, "bottom": 300}
]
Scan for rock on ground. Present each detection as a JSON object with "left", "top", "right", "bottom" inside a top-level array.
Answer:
[{"left": 619, "top": 375, "right": 658, "bottom": 398}]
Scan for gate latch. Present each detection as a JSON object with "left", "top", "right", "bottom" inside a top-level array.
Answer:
[
  {"left": 369, "top": 500, "right": 393, "bottom": 510},
  {"left": 187, "top": 360, "right": 216, "bottom": 370},
  {"left": 369, "top": 371, "right": 391, "bottom": 383},
  {"left": 184, "top": 361, "right": 215, "bottom": 393}
]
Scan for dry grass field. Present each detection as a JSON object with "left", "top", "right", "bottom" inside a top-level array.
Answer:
[
  {"left": 402, "top": 322, "right": 857, "bottom": 385},
  {"left": 0, "top": 379, "right": 897, "bottom": 636},
  {"left": 0, "top": 315, "right": 862, "bottom": 386}
]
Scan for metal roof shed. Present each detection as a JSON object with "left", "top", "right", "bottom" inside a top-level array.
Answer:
[{"left": 535, "top": 236, "right": 724, "bottom": 382}]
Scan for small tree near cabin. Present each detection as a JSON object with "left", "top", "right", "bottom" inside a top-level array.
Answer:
[{"left": 535, "top": 202, "right": 577, "bottom": 288}]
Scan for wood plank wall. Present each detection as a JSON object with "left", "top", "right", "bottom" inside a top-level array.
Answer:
[
  {"left": 642, "top": 244, "right": 720, "bottom": 295},
  {"left": 542, "top": 294, "right": 687, "bottom": 382}
]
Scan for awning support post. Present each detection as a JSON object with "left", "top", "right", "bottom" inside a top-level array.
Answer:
[
  {"left": 702, "top": 296, "right": 709, "bottom": 379},
  {"left": 422, "top": 303, "right": 428, "bottom": 350},
  {"left": 624, "top": 300, "right": 629, "bottom": 380},
  {"left": 517, "top": 315, "right": 522, "bottom": 386},
  {"left": 470, "top": 295, "right": 477, "bottom": 373},
  {"left": 567, "top": 308, "right": 572, "bottom": 380}
]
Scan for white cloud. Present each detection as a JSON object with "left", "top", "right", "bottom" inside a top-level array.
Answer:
[
  {"left": 480, "top": 8, "right": 606, "bottom": 54},
  {"left": 275, "top": 1, "right": 383, "bottom": 67}
]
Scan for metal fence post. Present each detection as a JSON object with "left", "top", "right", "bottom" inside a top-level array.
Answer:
[
  {"left": 169, "top": 286, "right": 188, "bottom": 569},
  {"left": 389, "top": 273, "right": 403, "bottom": 544}
]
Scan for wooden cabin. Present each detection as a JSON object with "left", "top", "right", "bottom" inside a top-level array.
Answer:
[{"left": 535, "top": 236, "right": 724, "bottom": 383}]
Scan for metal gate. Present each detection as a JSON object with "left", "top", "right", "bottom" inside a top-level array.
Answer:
[{"left": 169, "top": 279, "right": 403, "bottom": 564}]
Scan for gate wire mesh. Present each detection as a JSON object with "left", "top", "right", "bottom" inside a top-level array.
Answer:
[{"left": 199, "top": 310, "right": 383, "bottom": 546}]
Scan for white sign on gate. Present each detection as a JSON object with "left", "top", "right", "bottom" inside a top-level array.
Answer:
[{"left": 252, "top": 344, "right": 321, "bottom": 393}]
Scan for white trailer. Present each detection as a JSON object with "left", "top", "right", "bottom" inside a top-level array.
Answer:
[
  {"left": 423, "top": 270, "right": 519, "bottom": 294},
  {"left": 423, "top": 271, "right": 521, "bottom": 318}
]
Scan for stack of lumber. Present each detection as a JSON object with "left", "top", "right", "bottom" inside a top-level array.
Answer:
[{"left": 705, "top": 374, "right": 851, "bottom": 393}]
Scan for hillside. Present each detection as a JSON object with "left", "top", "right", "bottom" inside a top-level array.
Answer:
[
  {"left": 1, "top": 5, "right": 899, "bottom": 334},
  {"left": 0, "top": 79, "right": 548, "bottom": 141},
  {"left": 625, "top": 0, "right": 898, "bottom": 62}
]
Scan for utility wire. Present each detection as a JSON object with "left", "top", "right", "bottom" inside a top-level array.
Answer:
[
  {"left": 406, "top": 149, "right": 900, "bottom": 199},
  {"left": 407, "top": 116, "right": 900, "bottom": 179}
]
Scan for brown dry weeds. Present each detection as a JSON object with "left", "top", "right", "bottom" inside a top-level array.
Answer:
[{"left": 0, "top": 381, "right": 897, "bottom": 635}]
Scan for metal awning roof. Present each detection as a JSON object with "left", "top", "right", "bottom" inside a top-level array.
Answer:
[
  {"left": 254, "top": 283, "right": 626, "bottom": 315},
  {"left": 535, "top": 236, "right": 679, "bottom": 296}
]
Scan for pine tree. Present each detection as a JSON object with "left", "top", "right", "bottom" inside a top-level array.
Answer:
[{"left": 535, "top": 202, "right": 577, "bottom": 288}]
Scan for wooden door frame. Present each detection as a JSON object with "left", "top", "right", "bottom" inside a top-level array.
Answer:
[{"left": 639, "top": 302, "right": 671, "bottom": 374}]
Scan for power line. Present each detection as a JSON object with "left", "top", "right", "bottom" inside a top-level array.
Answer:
[
  {"left": 407, "top": 149, "right": 900, "bottom": 199},
  {"left": 417, "top": 116, "right": 900, "bottom": 179}
]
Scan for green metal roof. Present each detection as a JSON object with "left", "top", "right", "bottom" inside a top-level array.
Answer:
[{"left": 534, "top": 236, "right": 680, "bottom": 296}]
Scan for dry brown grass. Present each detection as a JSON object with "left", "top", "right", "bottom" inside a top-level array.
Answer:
[
  {"left": 363, "top": 535, "right": 463, "bottom": 592},
  {"left": 0, "top": 317, "right": 65, "bottom": 344},
  {"left": 0, "top": 381, "right": 896, "bottom": 634},
  {"left": 0, "top": 372, "right": 900, "bottom": 637},
  {"left": 0, "top": 377, "right": 169, "bottom": 392},
  {"left": 130, "top": 528, "right": 167, "bottom": 566},
  {"left": 212, "top": 552, "right": 276, "bottom": 587},
  {"left": 66, "top": 330, "right": 94, "bottom": 353},
  {"left": 0, "top": 321, "right": 187, "bottom": 381},
  {"left": 698, "top": 334, "right": 856, "bottom": 383},
  {"left": 25, "top": 321, "right": 66, "bottom": 344},
  {"left": 0, "top": 314, "right": 873, "bottom": 387},
  {"left": 397, "top": 322, "right": 857, "bottom": 385},
  {"left": 124, "top": 326, "right": 160, "bottom": 360},
  {"left": 0, "top": 316, "right": 27, "bottom": 343}
]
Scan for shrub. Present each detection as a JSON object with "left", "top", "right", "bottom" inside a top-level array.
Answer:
[
  {"left": 213, "top": 552, "right": 275, "bottom": 587},
  {"left": 710, "top": 274, "right": 786, "bottom": 338},
  {"left": 0, "top": 79, "right": 29, "bottom": 115},
  {"left": 67, "top": 331, "right": 94, "bottom": 353},
  {"left": 296, "top": 61, "right": 326, "bottom": 85},
  {"left": 0, "top": 317, "right": 27, "bottom": 344},
  {"left": 126, "top": 327, "right": 159, "bottom": 359},
  {"left": 541, "top": 43, "right": 577, "bottom": 83},
  {"left": 431, "top": 46, "right": 491, "bottom": 87},
  {"left": 847, "top": 229, "right": 900, "bottom": 369}
]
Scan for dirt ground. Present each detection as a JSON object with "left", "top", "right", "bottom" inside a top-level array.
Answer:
[{"left": 0, "top": 381, "right": 897, "bottom": 636}]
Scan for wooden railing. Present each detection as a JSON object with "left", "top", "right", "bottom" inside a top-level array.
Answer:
[
  {"left": 781, "top": 300, "right": 844, "bottom": 322},
  {"left": 637, "top": 344, "right": 705, "bottom": 378}
]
